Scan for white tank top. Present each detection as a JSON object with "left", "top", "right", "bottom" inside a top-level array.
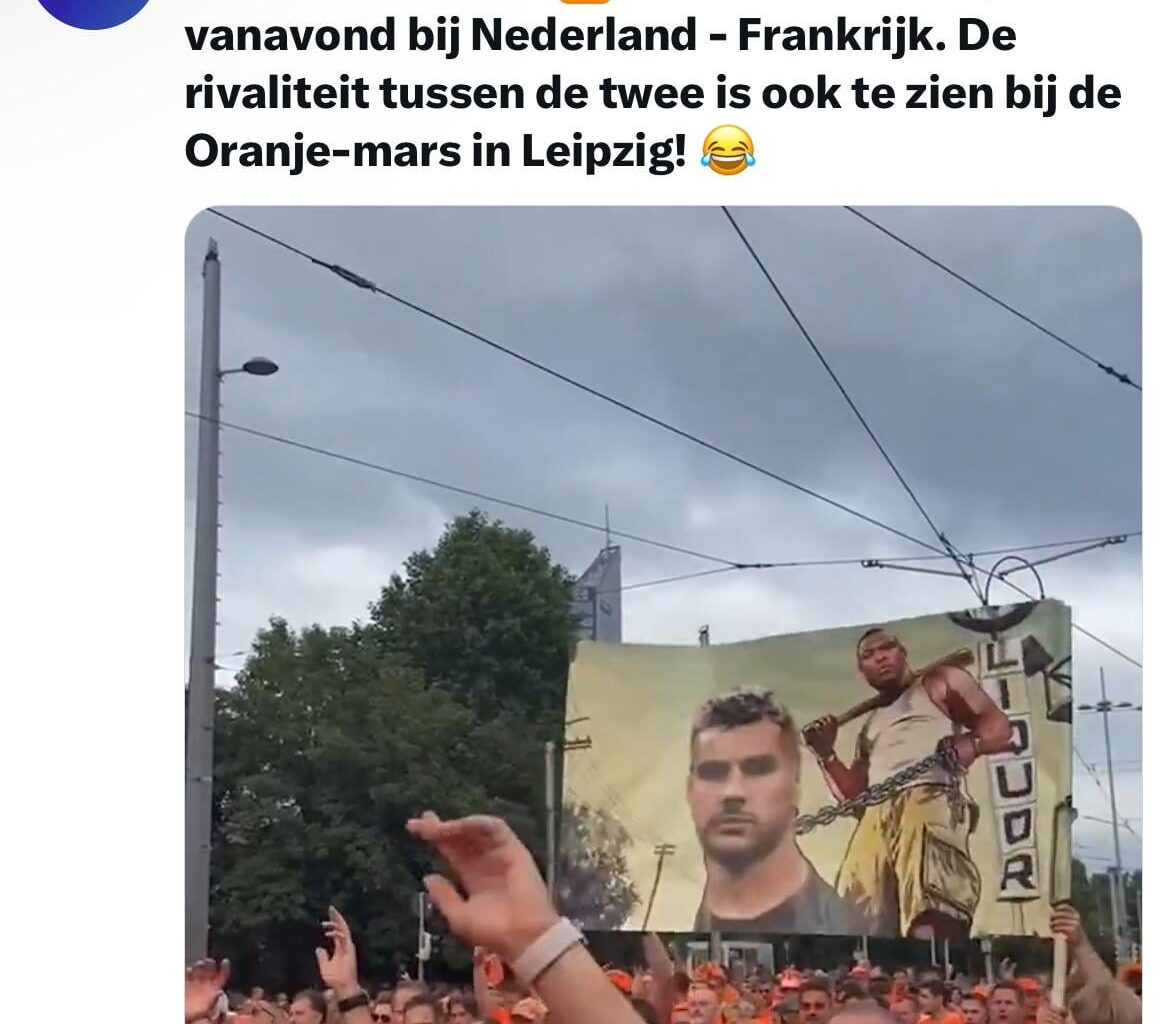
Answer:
[{"left": 859, "top": 677, "right": 957, "bottom": 788}]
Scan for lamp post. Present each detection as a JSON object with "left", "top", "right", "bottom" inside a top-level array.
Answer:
[
  {"left": 185, "top": 238, "right": 279, "bottom": 964},
  {"left": 1077, "top": 670, "right": 1141, "bottom": 964}
]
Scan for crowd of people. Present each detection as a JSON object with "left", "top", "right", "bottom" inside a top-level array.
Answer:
[{"left": 185, "top": 814, "right": 1141, "bottom": 1024}]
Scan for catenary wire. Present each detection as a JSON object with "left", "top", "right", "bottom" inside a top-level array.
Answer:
[
  {"left": 193, "top": 409, "right": 1141, "bottom": 668},
  {"left": 199, "top": 213, "right": 1142, "bottom": 668},
  {"left": 722, "top": 206, "right": 982, "bottom": 602},
  {"left": 205, "top": 208, "right": 979, "bottom": 558},
  {"left": 193, "top": 410, "right": 1135, "bottom": 590},
  {"left": 842, "top": 206, "right": 1140, "bottom": 390}
]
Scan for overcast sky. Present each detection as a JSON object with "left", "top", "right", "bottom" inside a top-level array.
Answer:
[{"left": 185, "top": 206, "right": 1142, "bottom": 873}]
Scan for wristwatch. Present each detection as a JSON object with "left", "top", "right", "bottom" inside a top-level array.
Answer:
[{"left": 337, "top": 992, "right": 370, "bottom": 1014}]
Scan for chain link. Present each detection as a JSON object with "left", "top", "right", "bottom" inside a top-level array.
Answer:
[{"left": 794, "top": 743, "right": 965, "bottom": 835}]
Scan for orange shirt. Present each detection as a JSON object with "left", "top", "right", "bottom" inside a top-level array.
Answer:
[{"left": 918, "top": 1014, "right": 963, "bottom": 1024}]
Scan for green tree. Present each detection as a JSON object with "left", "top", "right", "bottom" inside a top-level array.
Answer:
[
  {"left": 367, "top": 510, "right": 579, "bottom": 851},
  {"left": 208, "top": 512, "right": 581, "bottom": 986},
  {"left": 368, "top": 510, "right": 577, "bottom": 728},
  {"left": 210, "top": 619, "right": 496, "bottom": 986}
]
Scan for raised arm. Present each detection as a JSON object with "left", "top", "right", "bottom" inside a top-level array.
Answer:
[
  {"left": 641, "top": 933, "right": 677, "bottom": 1024},
  {"left": 315, "top": 906, "right": 373, "bottom": 1024},
  {"left": 802, "top": 715, "right": 869, "bottom": 801},
  {"left": 471, "top": 948, "right": 500, "bottom": 1020},
  {"left": 407, "top": 812, "right": 645, "bottom": 1024}
]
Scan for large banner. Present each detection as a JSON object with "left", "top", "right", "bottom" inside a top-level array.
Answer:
[{"left": 559, "top": 600, "right": 1072, "bottom": 938}]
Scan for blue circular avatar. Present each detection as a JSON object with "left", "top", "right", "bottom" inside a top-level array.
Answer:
[{"left": 39, "top": 0, "right": 150, "bottom": 29}]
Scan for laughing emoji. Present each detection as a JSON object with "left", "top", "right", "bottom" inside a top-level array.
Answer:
[{"left": 701, "top": 125, "right": 755, "bottom": 176}]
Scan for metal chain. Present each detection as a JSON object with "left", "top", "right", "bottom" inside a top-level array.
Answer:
[{"left": 795, "top": 743, "right": 965, "bottom": 835}]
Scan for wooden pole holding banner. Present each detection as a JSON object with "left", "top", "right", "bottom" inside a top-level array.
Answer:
[{"left": 1050, "top": 797, "right": 1076, "bottom": 1010}]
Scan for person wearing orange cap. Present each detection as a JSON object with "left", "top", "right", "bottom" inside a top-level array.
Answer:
[{"left": 1012, "top": 978, "right": 1039, "bottom": 1024}]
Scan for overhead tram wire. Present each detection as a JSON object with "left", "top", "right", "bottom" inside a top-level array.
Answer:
[
  {"left": 722, "top": 206, "right": 983, "bottom": 604},
  {"left": 205, "top": 208, "right": 973, "bottom": 558},
  {"left": 842, "top": 206, "right": 1141, "bottom": 391},
  {"left": 203, "top": 212, "right": 1142, "bottom": 668},
  {"left": 186, "top": 412, "right": 742, "bottom": 567},
  {"left": 719, "top": 208, "right": 1143, "bottom": 668},
  {"left": 196, "top": 412, "right": 1141, "bottom": 667},
  {"left": 613, "top": 533, "right": 1138, "bottom": 594},
  {"left": 191, "top": 409, "right": 1136, "bottom": 593}
]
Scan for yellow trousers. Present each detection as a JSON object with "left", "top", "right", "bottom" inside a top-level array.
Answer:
[{"left": 835, "top": 784, "right": 980, "bottom": 936}]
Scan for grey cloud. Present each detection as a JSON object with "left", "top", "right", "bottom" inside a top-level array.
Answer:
[{"left": 186, "top": 206, "right": 1141, "bottom": 867}]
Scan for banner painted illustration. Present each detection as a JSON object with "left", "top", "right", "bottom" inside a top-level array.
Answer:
[{"left": 559, "top": 600, "right": 1072, "bottom": 937}]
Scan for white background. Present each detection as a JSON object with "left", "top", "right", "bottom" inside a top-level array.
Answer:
[{"left": 0, "top": 0, "right": 1158, "bottom": 1012}]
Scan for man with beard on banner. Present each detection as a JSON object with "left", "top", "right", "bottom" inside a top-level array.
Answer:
[
  {"left": 687, "top": 689, "right": 861, "bottom": 933},
  {"left": 802, "top": 627, "right": 1014, "bottom": 939}
]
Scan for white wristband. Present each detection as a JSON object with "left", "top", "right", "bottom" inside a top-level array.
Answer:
[{"left": 509, "top": 918, "right": 584, "bottom": 987}]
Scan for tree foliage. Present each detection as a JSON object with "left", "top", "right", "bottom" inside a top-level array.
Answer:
[
  {"left": 208, "top": 512, "right": 579, "bottom": 988},
  {"left": 369, "top": 510, "right": 576, "bottom": 728},
  {"left": 556, "top": 801, "right": 639, "bottom": 930}
]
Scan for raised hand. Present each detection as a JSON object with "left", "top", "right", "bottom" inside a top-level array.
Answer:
[
  {"left": 186, "top": 959, "right": 230, "bottom": 1023},
  {"left": 315, "top": 906, "right": 361, "bottom": 997},
  {"left": 406, "top": 811, "right": 559, "bottom": 963},
  {"left": 801, "top": 716, "right": 839, "bottom": 759},
  {"left": 1050, "top": 904, "right": 1085, "bottom": 949}
]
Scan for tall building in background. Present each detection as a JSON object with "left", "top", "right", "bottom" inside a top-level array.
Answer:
[{"left": 572, "top": 545, "right": 622, "bottom": 642}]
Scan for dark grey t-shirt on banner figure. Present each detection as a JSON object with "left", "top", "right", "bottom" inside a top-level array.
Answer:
[{"left": 695, "top": 863, "right": 864, "bottom": 935}]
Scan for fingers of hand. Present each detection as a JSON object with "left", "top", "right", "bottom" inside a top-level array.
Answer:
[
  {"left": 315, "top": 947, "right": 330, "bottom": 974},
  {"left": 406, "top": 810, "right": 445, "bottom": 841},
  {"left": 328, "top": 905, "right": 350, "bottom": 935},
  {"left": 423, "top": 873, "right": 469, "bottom": 934}
]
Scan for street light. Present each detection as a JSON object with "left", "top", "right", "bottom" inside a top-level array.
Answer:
[
  {"left": 185, "top": 239, "right": 279, "bottom": 965},
  {"left": 1076, "top": 670, "right": 1142, "bottom": 963},
  {"left": 219, "top": 356, "right": 279, "bottom": 379}
]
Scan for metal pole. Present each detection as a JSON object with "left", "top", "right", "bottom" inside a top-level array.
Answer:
[
  {"left": 1099, "top": 668, "right": 1130, "bottom": 960},
  {"left": 697, "top": 624, "right": 718, "bottom": 959},
  {"left": 417, "top": 892, "right": 427, "bottom": 983},
  {"left": 1134, "top": 879, "right": 1142, "bottom": 953},
  {"left": 545, "top": 740, "right": 557, "bottom": 902},
  {"left": 185, "top": 239, "right": 222, "bottom": 964},
  {"left": 982, "top": 938, "right": 994, "bottom": 984}
]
